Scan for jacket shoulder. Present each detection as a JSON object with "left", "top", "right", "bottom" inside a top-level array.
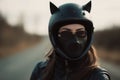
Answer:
[
  {"left": 89, "top": 66, "right": 111, "bottom": 80},
  {"left": 30, "top": 61, "right": 48, "bottom": 80}
]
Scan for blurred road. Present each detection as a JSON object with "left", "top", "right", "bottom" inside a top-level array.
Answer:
[
  {"left": 0, "top": 36, "right": 51, "bottom": 80},
  {"left": 0, "top": 36, "right": 120, "bottom": 80}
]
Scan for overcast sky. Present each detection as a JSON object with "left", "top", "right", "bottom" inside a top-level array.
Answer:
[{"left": 0, "top": 0, "right": 120, "bottom": 35}]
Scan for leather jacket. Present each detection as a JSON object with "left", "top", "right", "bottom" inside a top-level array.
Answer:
[{"left": 30, "top": 60, "right": 111, "bottom": 80}]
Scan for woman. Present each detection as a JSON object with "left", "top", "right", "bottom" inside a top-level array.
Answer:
[{"left": 30, "top": 1, "right": 111, "bottom": 80}]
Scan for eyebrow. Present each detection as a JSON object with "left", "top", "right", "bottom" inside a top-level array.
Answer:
[
  {"left": 76, "top": 28, "right": 85, "bottom": 31},
  {"left": 60, "top": 28, "right": 71, "bottom": 31}
]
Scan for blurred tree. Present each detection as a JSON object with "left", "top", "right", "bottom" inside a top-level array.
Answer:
[
  {"left": 94, "top": 26, "right": 120, "bottom": 51},
  {"left": 0, "top": 14, "right": 41, "bottom": 57}
]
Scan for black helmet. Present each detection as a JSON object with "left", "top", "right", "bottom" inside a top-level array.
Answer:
[{"left": 48, "top": 1, "right": 94, "bottom": 60}]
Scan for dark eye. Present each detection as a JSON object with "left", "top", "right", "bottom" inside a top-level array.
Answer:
[
  {"left": 58, "top": 31, "right": 73, "bottom": 40},
  {"left": 76, "top": 31, "right": 87, "bottom": 38}
]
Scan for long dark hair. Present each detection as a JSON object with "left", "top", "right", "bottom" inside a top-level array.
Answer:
[{"left": 42, "top": 46, "right": 98, "bottom": 80}]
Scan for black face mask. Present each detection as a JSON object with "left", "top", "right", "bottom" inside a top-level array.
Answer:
[{"left": 58, "top": 30, "right": 87, "bottom": 58}]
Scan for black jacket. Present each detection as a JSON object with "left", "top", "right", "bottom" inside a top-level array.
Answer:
[{"left": 30, "top": 61, "right": 110, "bottom": 80}]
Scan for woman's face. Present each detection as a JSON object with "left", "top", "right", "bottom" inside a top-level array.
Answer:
[
  {"left": 58, "top": 24, "right": 87, "bottom": 58},
  {"left": 59, "top": 24, "right": 86, "bottom": 35}
]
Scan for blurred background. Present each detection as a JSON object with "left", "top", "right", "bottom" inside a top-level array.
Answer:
[{"left": 0, "top": 0, "right": 120, "bottom": 80}]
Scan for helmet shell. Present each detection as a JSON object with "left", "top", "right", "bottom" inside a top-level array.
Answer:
[{"left": 48, "top": 1, "right": 94, "bottom": 60}]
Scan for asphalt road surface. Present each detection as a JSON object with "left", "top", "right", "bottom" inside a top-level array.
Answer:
[{"left": 0, "top": 36, "right": 120, "bottom": 80}]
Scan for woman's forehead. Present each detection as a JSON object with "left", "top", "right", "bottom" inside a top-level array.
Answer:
[{"left": 59, "top": 24, "right": 85, "bottom": 30}]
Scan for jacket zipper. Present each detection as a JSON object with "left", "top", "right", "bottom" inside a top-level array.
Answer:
[{"left": 65, "top": 60, "right": 69, "bottom": 80}]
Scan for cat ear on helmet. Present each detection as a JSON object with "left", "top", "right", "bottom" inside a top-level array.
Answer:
[
  {"left": 50, "top": 2, "right": 59, "bottom": 14},
  {"left": 82, "top": 1, "right": 91, "bottom": 13}
]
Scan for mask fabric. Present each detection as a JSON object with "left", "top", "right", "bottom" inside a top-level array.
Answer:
[{"left": 58, "top": 30, "right": 87, "bottom": 58}]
